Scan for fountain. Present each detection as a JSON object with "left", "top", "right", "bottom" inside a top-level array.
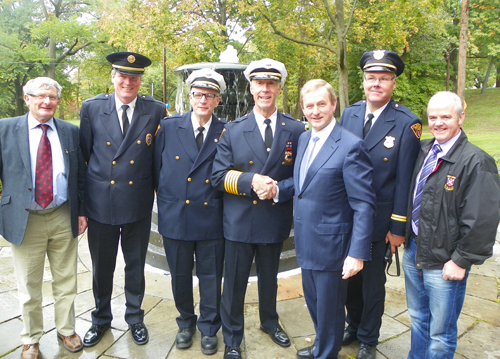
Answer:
[
  {"left": 174, "top": 46, "right": 254, "bottom": 122},
  {"left": 146, "top": 46, "right": 298, "bottom": 274}
]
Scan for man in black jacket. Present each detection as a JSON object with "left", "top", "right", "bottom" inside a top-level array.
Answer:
[{"left": 403, "top": 91, "right": 500, "bottom": 359}]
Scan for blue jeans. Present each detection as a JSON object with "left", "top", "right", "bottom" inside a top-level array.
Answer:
[{"left": 403, "top": 238, "right": 469, "bottom": 359}]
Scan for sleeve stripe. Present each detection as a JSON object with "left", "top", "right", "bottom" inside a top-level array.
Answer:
[
  {"left": 224, "top": 170, "right": 243, "bottom": 195},
  {"left": 391, "top": 214, "right": 407, "bottom": 222}
]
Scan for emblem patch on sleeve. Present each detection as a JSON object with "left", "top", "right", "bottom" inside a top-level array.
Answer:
[
  {"left": 411, "top": 123, "right": 422, "bottom": 139},
  {"left": 444, "top": 175, "right": 456, "bottom": 191}
]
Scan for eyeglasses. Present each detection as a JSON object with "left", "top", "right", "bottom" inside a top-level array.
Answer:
[
  {"left": 27, "top": 93, "right": 59, "bottom": 101},
  {"left": 364, "top": 76, "right": 395, "bottom": 84},
  {"left": 191, "top": 92, "right": 219, "bottom": 100}
]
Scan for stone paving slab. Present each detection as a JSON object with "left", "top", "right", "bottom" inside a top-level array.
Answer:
[{"left": 1, "top": 232, "right": 499, "bottom": 358}]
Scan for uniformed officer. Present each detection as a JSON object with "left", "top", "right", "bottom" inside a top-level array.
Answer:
[
  {"left": 339, "top": 50, "right": 422, "bottom": 359},
  {"left": 79, "top": 52, "right": 166, "bottom": 347},
  {"left": 154, "top": 69, "right": 226, "bottom": 355},
  {"left": 211, "top": 58, "right": 305, "bottom": 359}
]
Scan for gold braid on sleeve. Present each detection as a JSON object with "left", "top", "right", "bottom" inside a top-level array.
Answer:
[{"left": 224, "top": 170, "right": 243, "bottom": 195}]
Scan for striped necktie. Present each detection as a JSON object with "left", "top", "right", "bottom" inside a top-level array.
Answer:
[{"left": 411, "top": 144, "right": 442, "bottom": 228}]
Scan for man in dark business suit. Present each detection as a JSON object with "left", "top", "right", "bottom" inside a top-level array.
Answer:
[
  {"left": 80, "top": 52, "right": 166, "bottom": 347},
  {"left": 211, "top": 58, "right": 305, "bottom": 359},
  {"left": 0, "top": 77, "right": 87, "bottom": 359},
  {"left": 271, "top": 79, "right": 376, "bottom": 359},
  {"left": 340, "top": 50, "right": 421, "bottom": 359},
  {"left": 154, "top": 68, "right": 226, "bottom": 355}
]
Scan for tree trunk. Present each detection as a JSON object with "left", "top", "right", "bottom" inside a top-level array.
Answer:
[
  {"left": 15, "top": 79, "right": 25, "bottom": 116},
  {"left": 282, "top": 84, "right": 290, "bottom": 115},
  {"left": 457, "top": 0, "right": 469, "bottom": 101},
  {"left": 335, "top": 0, "right": 349, "bottom": 112},
  {"left": 496, "top": 62, "right": 500, "bottom": 88},
  {"left": 481, "top": 57, "right": 495, "bottom": 94}
]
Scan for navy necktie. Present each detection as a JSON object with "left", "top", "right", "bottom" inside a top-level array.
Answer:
[
  {"left": 412, "top": 144, "right": 442, "bottom": 228},
  {"left": 121, "top": 104, "right": 130, "bottom": 137},
  {"left": 363, "top": 113, "right": 374, "bottom": 138},
  {"left": 264, "top": 118, "right": 273, "bottom": 153},
  {"left": 196, "top": 127, "right": 204, "bottom": 151}
]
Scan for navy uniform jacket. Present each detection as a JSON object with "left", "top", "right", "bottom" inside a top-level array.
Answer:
[
  {"left": 80, "top": 93, "right": 166, "bottom": 225},
  {"left": 211, "top": 111, "right": 305, "bottom": 244},
  {"left": 282, "top": 124, "right": 376, "bottom": 271},
  {"left": 154, "top": 111, "right": 225, "bottom": 240},
  {"left": 340, "top": 99, "right": 421, "bottom": 241},
  {"left": 0, "top": 115, "right": 86, "bottom": 246}
]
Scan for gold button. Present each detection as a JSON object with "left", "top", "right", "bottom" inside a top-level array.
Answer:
[
  {"left": 186, "top": 200, "right": 190, "bottom": 204},
  {"left": 383, "top": 158, "right": 388, "bottom": 162},
  {"left": 110, "top": 180, "right": 115, "bottom": 185},
  {"left": 272, "top": 202, "right": 276, "bottom": 206},
  {"left": 137, "top": 140, "right": 141, "bottom": 145},
  {"left": 416, "top": 263, "right": 421, "bottom": 268},
  {"left": 249, "top": 161, "right": 254, "bottom": 165},
  {"left": 175, "top": 156, "right": 180, "bottom": 160},
  {"left": 130, "top": 160, "right": 135, "bottom": 165},
  {"left": 106, "top": 142, "right": 111, "bottom": 146},
  {"left": 205, "top": 179, "right": 209, "bottom": 184},
  {"left": 204, "top": 202, "right": 208, "bottom": 206},
  {"left": 253, "top": 200, "right": 257, "bottom": 205},
  {"left": 242, "top": 193, "right": 246, "bottom": 196},
  {"left": 112, "top": 161, "right": 116, "bottom": 165},
  {"left": 187, "top": 177, "right": 192, "bottom": 182},
  {"left": 129, "top": 181, "right": 133, "bottom": 185}
]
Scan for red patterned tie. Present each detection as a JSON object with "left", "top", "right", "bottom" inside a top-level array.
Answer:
[{"left": 35, "top": 124, "right": 53, "bottom": 209}]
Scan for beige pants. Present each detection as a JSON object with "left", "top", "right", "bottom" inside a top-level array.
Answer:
[{"left": 11, "top": 202, "right": 77, "bottom": 344}]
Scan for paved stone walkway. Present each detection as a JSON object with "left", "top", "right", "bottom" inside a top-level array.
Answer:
[{"left": 1, "top": 228, "right": 499, "bottom": 359}]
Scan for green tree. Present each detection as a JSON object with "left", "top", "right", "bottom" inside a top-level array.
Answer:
[
  {"left": 0, "top": 0, "right": 105, "bottom": 117},
  {"left": 468, "top": 0, "right": 500, "bottom": 93}
]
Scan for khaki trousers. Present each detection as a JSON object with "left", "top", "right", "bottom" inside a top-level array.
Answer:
[{"left": 10, "top": 202, "right": 77, "bottom": 344}]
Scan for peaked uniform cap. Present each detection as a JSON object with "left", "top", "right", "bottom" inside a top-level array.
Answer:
[
  {"left": 106, "top": 52, "right": 152, "bottom": 76},
  {"left": 359, "top": 49, "right": 405, "bottom": 77},
  {"left": 186, "top": 68, "right": 226, "bottom": 93},
  {"left": 244, "top": 58, "right": 287, "bottom": 85}
]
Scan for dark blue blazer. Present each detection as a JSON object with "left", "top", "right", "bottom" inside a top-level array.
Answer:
[
  {"left": 80, "top": 93, "right": 166, "bottom": 225},
  {"left": 211, "top": 111, "right": 305, "bottom": 244},
  {"left": 0, "top": 115, "right": 85, "bottom": 246},
  {"left": 154, "top": 111, "right": 225, "bottom": 240},
  {"left": 284, "top": 123, "right": 376, "bottom": 271},
  {"left": 340, "top": 99, "right": 421, "bottom": 240}
]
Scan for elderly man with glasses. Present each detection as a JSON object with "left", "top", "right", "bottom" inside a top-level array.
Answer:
[
  {"left": 0, "top": 77, "right": 87, "bottom": 359},
  {"left": 339, "top": 49, "right": 422, "bottom": 359},
  {"left": 154, "top": 68, "right": 227, "bottom": 355}
]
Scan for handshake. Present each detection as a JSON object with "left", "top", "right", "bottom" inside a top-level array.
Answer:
[{"left": 251, "top": 174, "right": 278, "bottom": 201}]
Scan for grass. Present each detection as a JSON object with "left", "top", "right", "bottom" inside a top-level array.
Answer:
[{"left": 421, "top": 87, "right": 500, "bottom": 169}]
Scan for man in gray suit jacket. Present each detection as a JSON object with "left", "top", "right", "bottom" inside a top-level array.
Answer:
[{"left": 0, "top": 77, "right": 87, "bottom": 359}]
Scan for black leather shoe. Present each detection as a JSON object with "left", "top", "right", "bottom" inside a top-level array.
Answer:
[
  {"left": 129, "top": 322, "right": 149, "bottom": 345},
  {"left": 175, "top": 327, "right": 196, "bottom": 349},
  {"left": 201, "top": 335, "right": 218, "bottom": 355},
  {"left": 296, "top": 345, "right": 316, "bottom": 359},
  {"left": 357, "top": 343, "right": 376, "bottom": 359},
  {"left": 260, "top": 325, "right": 291, "bottom": 347},
  {"left": 83, "top": 324, "right": 110, "bottom": 347},
  {"left": 224, "top": 345, "right": 241, "bottom": 359},
  {"left": 342, "top": 330, "right": 358, "bottom": 346}
]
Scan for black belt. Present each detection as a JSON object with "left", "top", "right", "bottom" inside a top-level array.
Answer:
[{"left": 412, "top": 231, "right": 418, "bottom": 244}]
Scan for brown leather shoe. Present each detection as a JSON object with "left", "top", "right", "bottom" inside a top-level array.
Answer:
[
  {"left": 57, "top": 332, "right": 83, "bottom": 353},
  {"left": 21, "top": 343, "right": 41, "bottom": 359}
]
